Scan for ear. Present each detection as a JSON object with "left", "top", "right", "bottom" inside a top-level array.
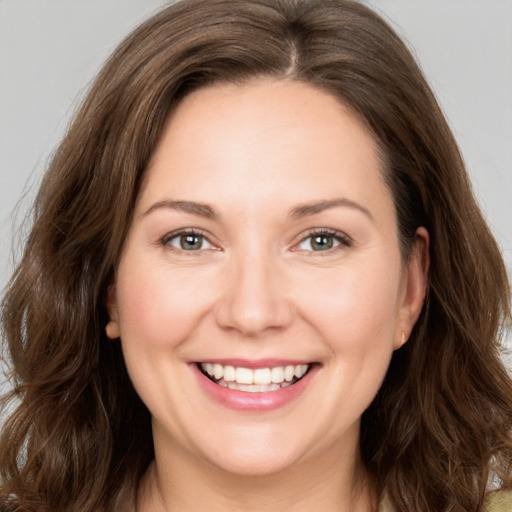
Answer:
[
  {"left": 104, "top": 281, "right": 121, "bottom": 339},
  {"left": 394, "top": 227, "right": 430, "bottom": 349}
]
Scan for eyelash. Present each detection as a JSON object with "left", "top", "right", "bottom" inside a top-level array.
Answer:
[
  {"left": 294, "top": 228, "right": 353, "bottom": 253},
  {"left": 160, "top": 228, "right": 214, "bottom": 252},
  {"left": 160, "top": 228, "right": 352, "bottom": 253}
]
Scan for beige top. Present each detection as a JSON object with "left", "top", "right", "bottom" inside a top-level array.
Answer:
[
  {"left": 378, "top": 490, "right": 512, "bottom": 512},
  {"left": 484, "top": 490, "right": 512, "bottom": 512}
]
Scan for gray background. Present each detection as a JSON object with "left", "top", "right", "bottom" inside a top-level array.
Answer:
[{"left": 1, "top": 0, "right": 511, "bottom": 387}]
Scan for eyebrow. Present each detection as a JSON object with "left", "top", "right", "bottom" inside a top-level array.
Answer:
[
  {"left": 289, "top": 198, "right": 373, "bottom": 221},
  {"left": 143, "top": 197, "right": 373, "bottom": 222},
  {"left": 143, "top": 200, "right": 219, "bottom": 219}
]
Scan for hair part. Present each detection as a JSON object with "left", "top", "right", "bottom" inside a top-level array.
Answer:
[{"left": 1, "top": 1, "right": 511, "bottom": 511}]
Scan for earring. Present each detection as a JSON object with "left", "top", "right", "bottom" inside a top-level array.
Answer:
[
  {"left": 105, "top": 321, "right": 119, "bottom": 340},
  {"left": 401, "top": 331, "right": 407, "bottom": 345}
]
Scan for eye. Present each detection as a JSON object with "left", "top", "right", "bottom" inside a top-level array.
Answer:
[
  {"left": 162, "top": 230, "right": 213, "bottom": 251},
  {"left": 296, "top": 230, "right": 351, "bottom": 252}
]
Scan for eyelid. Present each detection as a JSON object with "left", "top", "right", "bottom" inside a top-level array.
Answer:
[
  {"left": 160, "top": 228, "right": 218, "bottom": 251},
  {"left": 291, "top": 228, "right": 353, "bottom": 252},
  {"left": 158, "top": 227, "right": 352, "bottom": 253}
]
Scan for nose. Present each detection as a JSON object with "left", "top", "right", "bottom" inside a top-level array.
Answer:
[{"left": 214, "top": 249, "right": 294, "bottom": 337}]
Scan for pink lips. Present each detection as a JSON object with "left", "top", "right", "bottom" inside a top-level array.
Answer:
[{"left": 192, "top": 359, "right": 317, "bottom": 412}]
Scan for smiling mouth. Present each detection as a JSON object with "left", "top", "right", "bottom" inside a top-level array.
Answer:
[{"left": 198, "top": 363, "right": 312, "bottom": 393}]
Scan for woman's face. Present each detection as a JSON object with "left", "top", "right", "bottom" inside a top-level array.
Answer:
[{"left": 107, "top": 80, "right": 427, "bottom": 477}]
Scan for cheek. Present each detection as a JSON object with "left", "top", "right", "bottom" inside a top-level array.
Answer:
[
  {"left": 115, "top": 260, "right": 219, "bottom": 350},
  {"left": 291, "top": 257, "right": 402, "bottom": 351},
  {"left": 114, "top": 259, "right": 221, "bottom": 420}
]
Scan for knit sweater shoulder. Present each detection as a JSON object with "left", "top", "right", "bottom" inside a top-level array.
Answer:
[
  {"left": 485, "top": 489, "right": 512, "bottom": 511},
  {"left": 378, "top": 490, "right": 512, "bottom": 512}
]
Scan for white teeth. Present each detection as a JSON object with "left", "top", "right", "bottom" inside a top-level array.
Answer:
[
  {"left": 284, "top": 365, "right": 295, "bottom": 382},
  {"left": 213, "top": 363, "right": 223, "bottom": 380},
  {"left": 271, "top": 366, "right": 285, "bottom": 383},
  {"left": 226, "top": 382, "right": 284, "bottom": 392},
  {"left": 223, "top": 365, "right": 236, "bottom": 382},
  {"left": 295, "top": 364, "right": 308, "bottom": 379},
  {"left": 200, "top": 362, "right": 311, "bottom": 389},
  {"left": 254, "top": 368, "right": 272, "bottom": 385},
  {"left": 235, "top": 367, "right": 253, "bottom": 384}
]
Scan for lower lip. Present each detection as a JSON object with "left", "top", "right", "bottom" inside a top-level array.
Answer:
[{"left": 192, "top": 364, "right": 317, "bottom": 412}]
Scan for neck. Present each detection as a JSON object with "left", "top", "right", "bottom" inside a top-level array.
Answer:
[{"left": 136, "top": 434, "right": 377, "bottom": 512}]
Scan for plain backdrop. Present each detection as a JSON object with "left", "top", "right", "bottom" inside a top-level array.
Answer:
[{"left": 1, "top": 0, "right": 511, "bottom": 390}]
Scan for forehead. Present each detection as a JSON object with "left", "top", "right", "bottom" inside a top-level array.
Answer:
[{"left": 138, "top": 79, "right": 390, "bottom": 219}]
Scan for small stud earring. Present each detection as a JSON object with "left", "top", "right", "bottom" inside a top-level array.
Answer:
[{"left": 105, "top": 321, "right": 119, "bottom": 340}]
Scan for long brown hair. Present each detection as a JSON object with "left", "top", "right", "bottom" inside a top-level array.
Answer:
[{"left": 1, "top": 1, "right": 511, "bottom": 511}]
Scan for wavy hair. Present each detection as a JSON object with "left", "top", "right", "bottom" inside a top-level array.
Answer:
[{"left": 1, "top": 1, "right": 511, "bottom": 510}]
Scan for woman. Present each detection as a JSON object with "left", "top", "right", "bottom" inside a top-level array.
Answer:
[{"left": 1, "top": 0, "right": 511, "bottom": 511}]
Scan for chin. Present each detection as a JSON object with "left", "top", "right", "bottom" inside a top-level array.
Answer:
[
  {"left": 206, "top": 449, "right": 302, "bottom": 478},
  {"left": 188, "top": 425, "right": 311, "bottom": 478}
]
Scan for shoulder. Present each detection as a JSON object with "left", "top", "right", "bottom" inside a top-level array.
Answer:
[
  {"left": 378, "top": 493, "right": 393, "bottom": 512},
  {"left": 485, "top": 489, "right": 512, "bottom": 512},
  {"left": 378, "top": 490, "right": 512, "bottom": 512}
]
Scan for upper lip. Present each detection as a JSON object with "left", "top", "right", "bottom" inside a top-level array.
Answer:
[{"left": 192, "top": 358, "right": 314, "bottom": 369}]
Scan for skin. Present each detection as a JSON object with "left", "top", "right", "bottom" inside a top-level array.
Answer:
[{"left": 106, "top": 79, "right": 429, "bottom": 511}]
